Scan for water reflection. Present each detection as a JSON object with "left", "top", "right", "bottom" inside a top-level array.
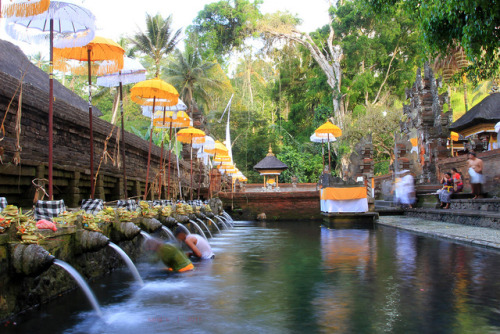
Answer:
[{"left": 6, "top": 221, "right": 500, "bottom": 334}]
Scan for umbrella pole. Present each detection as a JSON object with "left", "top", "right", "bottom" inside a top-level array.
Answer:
[
  {"left": 167, "top": 121, "right": 173, "bottom": 200},
  {"left": 176, "top": 128, "right": 182, "bottom": 200},
  {"left": 48, "top": 19, "right": 54, "bottom": 200},
  {"left": 144, "top": 97, "right": 156, "bottom": 200},
  {"left": 87, "top": 50, "right": 95, "bottom": 199},
  {"left": 198, "top": 146, "right": 203, "bottom": 199},
  {"left": 190, "top": 142, "right": 193, "bottom": 201},
  {"left": 322, "top": 143, "right": 325, "bottom": 171},
  {"left": 328, "top": 133, "right": 331, "bottom": 172},
  {"left": 119, "top": 80, "right": 127, "bottom": 198},
  {"left": 158, "top": 107, "right": 166, "bottom": 199}
]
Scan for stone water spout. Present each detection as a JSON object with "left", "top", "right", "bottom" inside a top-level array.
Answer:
[
  {"left": 112, "top": 222, "right": 141, "bottom": 242},
  {"left": 75, "top": 230, "right": 110, "bottom": 254},
  {"left": 11, "top": 244, "right": 55, "bottom": 276},
  {"left": 174, "top": 214, "right": 190, "bottom": 224},
  {"left": 140, "top": 218, "right": 163, "bottom": 233}
]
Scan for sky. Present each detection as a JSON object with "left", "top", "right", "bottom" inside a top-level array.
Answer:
[{"left": 0, "top": 0, "right": 331, "bottom": 54}]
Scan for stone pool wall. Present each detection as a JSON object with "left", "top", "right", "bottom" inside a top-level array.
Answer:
[{"left": 0, "top": 212, "right": 221, "bottom": 321}]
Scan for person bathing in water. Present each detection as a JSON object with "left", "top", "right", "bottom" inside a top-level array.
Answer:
[
  {"left": 174, "top": 227, "right": 215, "bottom": 260},
  {"left": 145, "top": 238, "right": 194, "bottom": 272}
]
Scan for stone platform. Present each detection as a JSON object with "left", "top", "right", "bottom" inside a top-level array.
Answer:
[{"left": 378, "top": 215, "right": 500, "bottom": 250}]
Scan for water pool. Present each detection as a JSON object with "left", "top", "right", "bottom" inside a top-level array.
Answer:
[{"left": 6, "top": 220, "right": 500, "bottom": 333}]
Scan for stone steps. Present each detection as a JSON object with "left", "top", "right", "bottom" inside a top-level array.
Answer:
[
  {"left": 405, "top": 208, "right": 500, "bottom": 229},
  {"left": 449, "top": 198, "right": 500, "bottom": 212}
]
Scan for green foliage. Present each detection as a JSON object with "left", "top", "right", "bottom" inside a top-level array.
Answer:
[
  {"left": 367, "top": 0, "right": 500, "bottom": 80},
  {"left": 164, "top": 49, "right": 231, "bottom": 111},
  {"left": 276, "top": 145, "right": 323, "bottom": 183},
  {"left": 332, "top": 0, "right": 423, "bottom": 108},
  {"left": 186, "top": 0, "right": 263, "bottom": 63},
  {"left": 129, "top": 13, "right": 182, "bottom": 77}
]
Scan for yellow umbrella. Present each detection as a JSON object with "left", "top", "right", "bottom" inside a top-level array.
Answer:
[
  {"left": 315, "top": 121, "right": 343, "bottom": 137},
  {"left": 314, "top": 121, "right": 342, "bottom": 171},
  {"left": 130, "top": 78, "right": 179, "bottom": 200},
  {"left": 206, "top": 140, "right": 228, "bottom": 156},
  {"left": 54, "top": 36, "right": 124, "bottom": 199},
  {"left": 130, "top": 78, "right": 179, "bottom": 107},
  {"left": 217, "top": 163, "right": 235, "bottom": 170},
  {"left": 2, "top": 0, "right": 49, "bottom": 18},
  {"left": 176, "top": 126, "right": 206, "bottom": 200},
  {"left": 450, "top": 132, "right": 459, "bottom": 142},
  {"left": 153, "top": 111, "right": 190, "bottom": 128},
  {"left": 410, "top": 138, "right": 418, "bottom": 147}
]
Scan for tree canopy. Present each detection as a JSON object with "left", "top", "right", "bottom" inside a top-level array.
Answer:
[{"left": 367, "top": 0, "right": 500, "bottom": 79}]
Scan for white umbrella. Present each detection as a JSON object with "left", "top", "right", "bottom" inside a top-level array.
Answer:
[
  {"left": 96, "top": 56, "right": 146, "bottom": 199},
  {"left": 495, "top": 121, "right": 500, "bottom": 133},
  {"left": 5, "top": 1, "right": 95, "bottom": 199}
]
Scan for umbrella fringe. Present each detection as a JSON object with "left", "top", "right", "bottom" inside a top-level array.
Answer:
[{"left": 3, "top": 0, "right": 50, "bottom": 18}]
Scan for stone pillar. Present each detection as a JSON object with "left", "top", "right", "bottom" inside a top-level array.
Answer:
[
  {"left": 67, "top": 171, "right": 81, "bottom": 207},
  {"left": 96, "top": 174, "right": 105, "bottom": 200}
]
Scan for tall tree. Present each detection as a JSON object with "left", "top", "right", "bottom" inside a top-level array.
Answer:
[
  {"left": 129, "top": 13, "right": 181, "bottom": 77},
  {"left": 186, "top": 0, "right": 263, "bottom": 64},
  {"left": 367, "top": 0, "right": 500, "bottom": 80},
  {"left": 259, "top": 11, "right": 344, "bottom": 125},
  {"left": 164, "top": 49, "right": 231, "bottom": 111}
]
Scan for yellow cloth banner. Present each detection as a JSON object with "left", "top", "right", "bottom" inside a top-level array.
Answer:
[{"left": 321, "top": 187, "right": 367, "bottom": 200}]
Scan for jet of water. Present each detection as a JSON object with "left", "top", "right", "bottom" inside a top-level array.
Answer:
[
  {"left": 206, "top": 217, "right": 221, "bottom": 233},
  {"left": 188, "top": 219, "right": 208, "bottom": 240},
  {"left": 108, "top": 242, "right": 144, "bottom": 286},
  {"left": 215, "top": 216, "right": 229, "bottom": 229},
  {"left": 140, "top": 231, "right": 153, "bottom": 240},
  {"left": 161, "top": 226, "right": 176, "bottom": 240},
  {"left": 196, "top": 218, "right": 213, "bottom": 238},
  {"left": 177, "top": 223, "right": 191, "bottom": 235},
  {"left": 53, "top": 259, "right": 103, "bottom": 317}
]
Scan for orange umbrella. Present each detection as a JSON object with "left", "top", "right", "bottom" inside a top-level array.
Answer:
[
  {"left": 177, "top": 126, "right": 206, "bottom": 201},
  {"left": 54, "top": 36, "right": 124, "bottom": 199},
  {"left": 450, "top": 132, "right": 459, "bottom": 142},
  {"left": 130, "top": 78, "right": 179, "bottom": 200},
  {"left": 1, "top": 0, "right": 49, "bottom": 18},
  {"left": 315, "top": 121, "right": 342, "bottom": 171}
]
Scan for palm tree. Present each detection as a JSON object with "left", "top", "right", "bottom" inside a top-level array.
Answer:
[
  {"left": 164, "top": 48, "right": 229, "bottom": 111},
  {"left": 129, "top": 13, "right": 181, "bottom": 77}
]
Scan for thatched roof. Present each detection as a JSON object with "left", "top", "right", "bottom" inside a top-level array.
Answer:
[
  {"left": 0, "top": 39, "right": 102, "bottom": 116},
  {"left": 450, "top": 93, "right": 500, "bottom": 132},
  {"left": 254, "top": 147, "right": 288, "bottom": 171}
]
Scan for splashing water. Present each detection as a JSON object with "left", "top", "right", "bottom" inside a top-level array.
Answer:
[
  {"left": 108, "top": 242, "right": 144, "bottom": 286},
  {"left": 222, "top": 211, "right": 234, "bottom": 225},
  {"left": 53, "top": 259, "right": 103, "bottom": 317}
]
